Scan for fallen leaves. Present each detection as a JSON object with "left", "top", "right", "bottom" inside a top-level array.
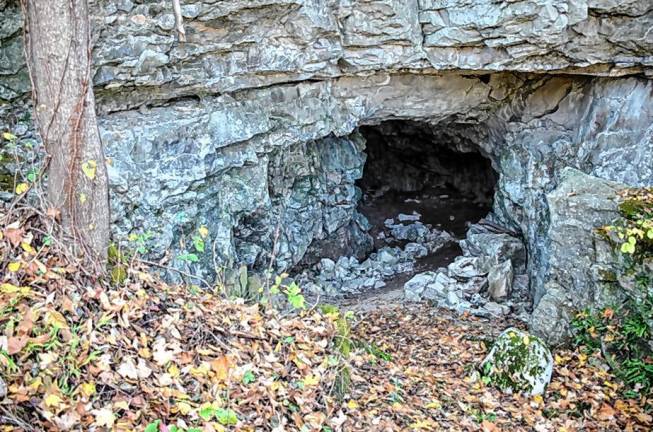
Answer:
[
  {"left": 93, "top": 406, "right": 116, "bottom": 428},
  {"left": 0, "top": 207, "right": 343, "bottom": 431},
  {"left": 343, "top": 304, "right": 653, "bottom": 431},
  {"left": 1, "top": 205, "right": 651, "bottom": 431}
]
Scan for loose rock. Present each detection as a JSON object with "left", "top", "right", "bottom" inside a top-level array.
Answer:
[{"left": 480, "top": 328, "right": 553, "bottom": 395}]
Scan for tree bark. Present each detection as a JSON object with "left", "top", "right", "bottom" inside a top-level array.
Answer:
[
  {"left": 172, "top": 0, "right": 186, "bottom": 42},
  {"left": 21, "top": 0, "right": 110, "bottom": 265}
]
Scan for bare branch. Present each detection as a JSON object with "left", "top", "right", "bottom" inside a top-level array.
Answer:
[{"left": 172, "top": 0, "right": 186, "bottom": 42}]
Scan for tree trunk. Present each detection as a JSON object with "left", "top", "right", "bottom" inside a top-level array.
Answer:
[{"left": 21, "top": 0, "right": 110, "bottom": 265}]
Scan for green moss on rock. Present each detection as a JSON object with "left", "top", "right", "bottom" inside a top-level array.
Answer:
[{"left": 480, "top": 327, "right": 553, "bottom": 395}]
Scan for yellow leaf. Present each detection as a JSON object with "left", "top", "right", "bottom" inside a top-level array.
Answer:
[
  {"left": 211, "top": 355, "right": 232, "bottom": 382},
  {"left": 190, "top": 362, "right": 211, "bottom": 378},
  {"left": 79, "top": 193, "right": 87, "bottom": 204},
  {"left": 523, "top": 335, "right": 530, "bottom": 345},
  {"left": 425, "top": 400, "right": 441, "bottom": 409},
  {"left": 346, "top": 400, "right": 359, "bottom": 410},
  {"left": 177, "top": 401, "right": 192, "bottom": 415},
  {"left": 2, "top": 132, "right": 17, "bottom": 141},
  {"left": 45, "top": 393, "right": 62, "bottom": 408},
  {"left": 168, "top": 363, "right": 180, "bottom": 378},
  {"left": 80, "top": 382, "right": 96, "bottom": 397},
  {"left": 45, "top": 310, "right": 69, "bottom": 329},
  {"left": 7, "top": 261, "right": 21, "bottom": 272},
  {"left": 114, "top": 400, "right": 130, "bottom": 411},
  {"left": 93, "top": 407, "right": 115, "bottom": 428},
  {"left": 303, "top": 374, "right": 320, "bottom": 387},
  {"left": 604, "top": 380, "right": 619, "bottom": 390},
  {"left": 82, "top": 160, "right": 97, "bottom": 180},
  {"left": 198, "top": 225, "right": 209, "bottom": 239},
  {"left": 531, "top": 394, "right": 543, "bottom": 405},
  {"left": 21, "top": 242, "right": 36, "bottom": 254},
  {"left": 28, "top": 376, "right": 43, "bottom": 392},
  {"left": 410, "top": 420, "right": 433, "bottom": 430},
  {"left": 15, "top": 182, "right": 29, "bottom": 195},
  {"left": 0, "top": 283, "right": 20, "bottom": 293}
]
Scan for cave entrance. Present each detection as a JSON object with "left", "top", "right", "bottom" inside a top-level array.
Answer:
[
  {"left": 355, "top": 120, "right": 498, "bottom": 284},
  {"left": 297, "top": 119, "right": 507, "bottom": 304}
]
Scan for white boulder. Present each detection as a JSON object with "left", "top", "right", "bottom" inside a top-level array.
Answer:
[{"left": 480, "top": 327, "right": 553, "bottom": 395}]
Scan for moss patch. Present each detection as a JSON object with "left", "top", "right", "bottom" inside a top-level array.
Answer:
[{"left": 480, "top": 328, "right": 553, "bottom": 395}]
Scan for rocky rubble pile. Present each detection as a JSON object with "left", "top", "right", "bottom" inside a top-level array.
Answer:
[
  {"left": 404, "top": 222, "right": 530, "bottom": 319},
  {"left": 298, "top": 213, "right": 454, "bottom": 296}
]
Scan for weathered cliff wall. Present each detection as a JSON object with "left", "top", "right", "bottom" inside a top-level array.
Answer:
[{"left": 1, "top": 0, "right": 653, "bottom": 343}]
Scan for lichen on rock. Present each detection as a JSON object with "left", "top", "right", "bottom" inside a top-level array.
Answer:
[{"left": 480, "top": 327, "right": 553, "bottom": 396}]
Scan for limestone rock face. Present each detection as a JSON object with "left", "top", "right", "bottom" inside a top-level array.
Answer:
[
  {"left": 1, "top": 1, "right": 653, "bottom": 343},
  {"left": 530, "top": 168, "right": 626, "bottom": 346},
  {"left": 480, "top": 328, "right": 553, "bottom": 396},
  {"left": 4, "top": 0, "right": 653, "bottom": 104}
]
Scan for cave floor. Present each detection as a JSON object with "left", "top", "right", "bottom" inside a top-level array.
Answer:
[
  {"left": 338, "top": 303, "right": 651, "bottom": 431},
  {"left": 361, "top": 186, "right": 485, "bottom": 288},
  {"left": 358, "top": 186, "right": 490, "bottom": 242},
  {"left": 314, "top": 186, "right": 490, "bottom": 309}
]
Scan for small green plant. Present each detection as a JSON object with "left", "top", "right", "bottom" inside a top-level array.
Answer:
[
  {"left": 320, "top": 304, "right": 352, "bottom": 357},
  {"left": 1, "top": 131, "right": 41, "bottom": 194},
  {"left": 176, "top": 226, "right": 209, "bottom": 264},
  {"left": 144, "top": 420, "right": 161, "bottom": 432},
  {"left": 242, "top": 370, "right": 256, "bottom": 385},
  {"left": 128, "top": 231, "right": 154, "bottom": 255},
  {"left": 572, "top": 306, "right": 653, "bottom": 394},
  {"left": 198, "top": 404, "right": 239, "bottom": 425},
  {"left": 269, "top": 274, "right": 305, "bottom": 310},
  {"left": 107, "top": 243, "right": 129, "bottom": 285},
  {"left": 177, "top": 252, "right": 199, "bottom": 263},
  {"left": 574, "top": 188, "right": 653, "bottom": 395},
  {"left": 319, "top": 304, "right": 356, "bottom": 400},
  {"left": 570, "top": 309, "right": 606, "bottom": 352},
  {"left": 598, "top": 188, "right": 653, "bottom": 258}
]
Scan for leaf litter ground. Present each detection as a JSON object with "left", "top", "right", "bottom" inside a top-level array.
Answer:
[
  {"left": 344, "top": 304, "right": 652, "bottom": 431},
  {"left": 0, "top": 206, "right": 651, "bottom": 431}
]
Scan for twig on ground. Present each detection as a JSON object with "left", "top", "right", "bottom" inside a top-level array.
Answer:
[{"left": 138, "top": 258, "right": 213, "bottom": 290}]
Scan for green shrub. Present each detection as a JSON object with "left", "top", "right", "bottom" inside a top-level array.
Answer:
[{"left": 574, "top": 188, "right": 653, "bottom": 396}]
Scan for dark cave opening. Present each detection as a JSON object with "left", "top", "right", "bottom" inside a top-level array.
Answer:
[
  {"left": 295, "top": 120, "right": 509, "bottom": 302},
  {"left": 355, "top": 120, "right": 498, "bottom": 281}
]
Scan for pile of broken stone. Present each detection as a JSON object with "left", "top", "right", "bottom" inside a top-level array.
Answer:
[
  {"left": 299, "top": 211, "right": 530, "bottom": 319},
  {"left": 404, "top": 222, "right": 530, "bottom": 319},
  {"left": 298, "top": 212, "right": 455, "bottom": 296}
]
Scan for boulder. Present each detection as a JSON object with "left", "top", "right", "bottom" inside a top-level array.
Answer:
[
  {"left": 460, "top": 276, "right": 488, "bottom": 295},
  {"left": 462, "top": 230, "right": 527, "bottom": 272},
  {"left": 530, "top": 168, "right": 626, "bottom": 345},
  {"left": 483, "top": 302, "right": 511, "bottom": 317},
  {"left": 448, "top": 256, "right": 492, "bottom": 279},
  {"left": 487, "top": 260, "right": 514, "bottom": 301},
  {"left": 404, "top": 271, "right": 438, "bottom": 302},
  {"left": 480, "top": 328, "right": 553, "bottom": 395},
  {"left": 404, "top": 270, "right": 453, "bottom": 302}
]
